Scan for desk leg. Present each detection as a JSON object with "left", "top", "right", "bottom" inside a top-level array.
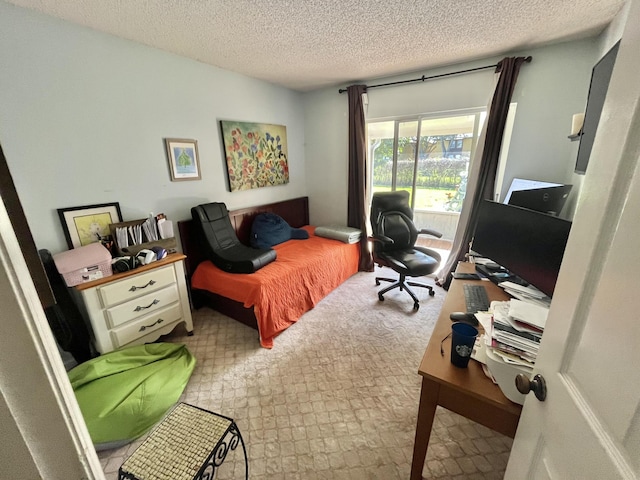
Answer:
[{"left": 410, "top": 378, "right": 440, "bottom": 480}]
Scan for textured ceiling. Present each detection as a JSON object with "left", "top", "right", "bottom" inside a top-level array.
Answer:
[{"left": 6, "top": 0, "right": 626, "bottom": 91}]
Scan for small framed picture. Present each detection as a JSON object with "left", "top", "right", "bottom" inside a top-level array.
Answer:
[
  {"left": 165, "top": 138, "right": 201, "bottom": 181},
  {"left": 57, "top": 202, "right": 123, "bottom": 249}
]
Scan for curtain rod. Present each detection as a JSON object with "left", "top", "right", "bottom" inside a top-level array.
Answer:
[{"left": 338, "top": 56, "right": 532, "bottom": 94}]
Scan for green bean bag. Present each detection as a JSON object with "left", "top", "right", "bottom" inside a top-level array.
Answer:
[{"left": 68, "top": 342, "right": 196, "bottom": 450}]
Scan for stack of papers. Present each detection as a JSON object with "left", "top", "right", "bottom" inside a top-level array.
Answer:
[
  {"left": 508, "top": 299, "right": 549, "bottom": 330},
  {"left": 113, "top": 213, "right": 175, "bottom": 252},
  {"left": 128, "top": 224, "right": 143, "bottom": 245},
  {"left": 157, "top": 218, "right": 174, "bottom": 239},
  {"left": 115, "top": 227, "right": 129, "bottom": 248},
  {"left": 485, "top": 300, "right": 549, "bottom": 366},
  {"left": 498, "top": 281, "right": 551, "bottom": 308},
  {"left": 142, "top": 218, "right": 158, "bottom": 242}
]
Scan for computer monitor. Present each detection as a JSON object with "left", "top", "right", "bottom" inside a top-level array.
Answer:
[
  {"left": 507, "top": 184, "right": 573, "bottom": 216},
  {"left": 502, "top": 177, "right": 562, "bottom": 204},
  {"left": 471, "top": 200, "right": 572, "bottom": 297}
]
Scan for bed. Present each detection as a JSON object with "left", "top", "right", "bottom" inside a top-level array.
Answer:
[{"left": 178, "top": 197, "right": 360, "bottom": 348}]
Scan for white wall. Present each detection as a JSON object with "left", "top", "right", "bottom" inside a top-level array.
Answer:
[
  {"left": 499, "top": 41, "right": 597, "bottom": 199},
  {"left": 0, "top": 1, "right": 306, "bottom": 255},
  {"left": 562, "top": 1, "right": 629, "bottom": 220},
  {"left": 0, "top": 1, "right": 612, "bottom": 248},
  {"left": 303, "top": 39, "right": 599, "bottom": 225}
]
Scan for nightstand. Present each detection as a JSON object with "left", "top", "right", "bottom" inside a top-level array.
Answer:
[{"left": 73, "top": 253, "right": 194, "bottom": 354}]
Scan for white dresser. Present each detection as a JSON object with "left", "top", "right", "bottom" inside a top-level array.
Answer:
[{"left": 74, "top": 253, "right": 194, "bottom": 354}]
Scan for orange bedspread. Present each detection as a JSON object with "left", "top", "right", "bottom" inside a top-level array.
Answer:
[{"left": 191, "top": 226, "right": 360, "bottom": 348}]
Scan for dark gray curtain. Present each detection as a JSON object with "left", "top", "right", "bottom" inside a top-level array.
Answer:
[
  {"left": 438, "top": 56, "right": 529, "bottom": 289},
  {"left": 347, "top": 84, "right": 374, "bottom": 271}
]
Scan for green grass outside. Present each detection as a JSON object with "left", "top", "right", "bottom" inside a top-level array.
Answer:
[{"left": 373, "top": 186, "right": 457, "bottom": 211}]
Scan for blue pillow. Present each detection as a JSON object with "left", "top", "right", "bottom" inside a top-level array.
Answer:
[{"left": 250, "top": 213, "right": 309, "bottom": 249}]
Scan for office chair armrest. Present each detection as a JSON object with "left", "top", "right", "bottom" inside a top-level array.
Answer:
[
  {"left": 418, "top": 228, "right": 443, "bottom": 238},
  {"left": 368, "top": 234, "right": 394, "bottom": 245}
]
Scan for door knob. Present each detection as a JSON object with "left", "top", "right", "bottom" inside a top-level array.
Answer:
[{"left": 515, "top": 373, "right": 547, "bottom": 401}]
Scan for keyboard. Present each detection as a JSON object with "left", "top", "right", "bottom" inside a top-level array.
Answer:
[{"left": 463, "top": 284, "right": 490, "bottom": 313}]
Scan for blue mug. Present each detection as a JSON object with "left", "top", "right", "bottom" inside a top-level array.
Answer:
[{"left": 450, "top": 322, "right": 478, "bottom": 368}]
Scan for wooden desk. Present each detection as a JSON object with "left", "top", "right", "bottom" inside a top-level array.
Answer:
[{"left": 410, "top": 263, "right": 522, "bottom": 480}]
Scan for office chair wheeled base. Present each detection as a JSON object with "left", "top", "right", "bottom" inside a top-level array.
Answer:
[{"left": 375, "top": 275, "right": 435, "bottom": 311}]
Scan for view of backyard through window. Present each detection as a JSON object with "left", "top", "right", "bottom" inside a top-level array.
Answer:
[{"left": 368, "top": 111, "right": 486, "bottom": 214}]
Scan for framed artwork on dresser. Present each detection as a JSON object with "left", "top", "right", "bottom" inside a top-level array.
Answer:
[{"left": 57, "top": 202, "right": 122, "bottom": 249}]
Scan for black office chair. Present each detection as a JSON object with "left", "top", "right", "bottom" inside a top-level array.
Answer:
[{"left": 369, "top": 191, "right": 442, "bottom": 310}]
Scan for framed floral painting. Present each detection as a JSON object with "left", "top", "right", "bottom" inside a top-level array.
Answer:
[{"left": 220, "top": 121, "right": 289, "bottom": 191}]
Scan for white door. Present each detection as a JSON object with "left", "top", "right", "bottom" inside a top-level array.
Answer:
[{"left": 505, "top": 3, "right": 639, "bottom": 479}]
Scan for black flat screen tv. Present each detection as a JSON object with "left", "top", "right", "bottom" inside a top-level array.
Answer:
[
  {"left": 575, "top": 41, "right": 620, "bottom": 174},
  {"left": 472, "top": 200, "right": 572, "bottom": 297},
  {"left": 508, "top": 184, "right": 572, "bottom": 216}
]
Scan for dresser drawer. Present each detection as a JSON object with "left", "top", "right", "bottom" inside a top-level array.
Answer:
[
  {"left": 74, "top": 253, "right": 194, "bottom": 354},
  {"left": 98, "top": 265, "right": 176, "bottom": 307},
  {"left": 110, "top": 303, "right": 183, "bottom": 349},
  {"left": 105, "top": 284, "right": 179, "bottom": 329}
]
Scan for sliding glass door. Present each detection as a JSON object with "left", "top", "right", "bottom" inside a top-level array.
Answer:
[{"left": 367, "top": 109, "right": 486, "bottom": 241}]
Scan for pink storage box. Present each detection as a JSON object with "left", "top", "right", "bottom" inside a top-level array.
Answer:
[{"left": 53, "top": 243, "right": 113, "bottom": 287}]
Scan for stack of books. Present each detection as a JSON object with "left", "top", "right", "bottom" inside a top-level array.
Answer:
[{"left": 487, "top": 299, "right": 549, "bottom": 367}]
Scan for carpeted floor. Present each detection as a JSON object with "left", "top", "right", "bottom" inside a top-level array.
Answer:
[{"left": 97, "top": 266, "right": 512, "bottom": 480}]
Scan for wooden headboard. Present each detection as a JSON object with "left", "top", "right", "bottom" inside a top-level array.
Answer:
[{"left": 177, "top": 196, "right": 309, "bottom": 279}]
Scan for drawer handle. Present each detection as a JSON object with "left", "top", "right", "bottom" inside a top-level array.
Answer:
[
  {"left": 134, "top": 299, "right": 160, "bottom": 312},
  {"left": 129, "top": 280, "right": 156, "bottom": 292},
  {"left": 138, "top": 318, "right": 164, "bottom": 332}
]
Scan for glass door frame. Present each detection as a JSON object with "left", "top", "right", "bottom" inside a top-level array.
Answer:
[{"left": 367, "top": 107, "right": 487, "bottom": 213}]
